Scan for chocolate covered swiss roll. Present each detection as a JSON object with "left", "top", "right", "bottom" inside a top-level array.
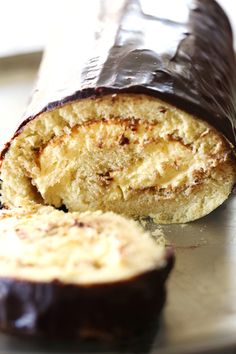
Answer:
[{"left": 1, "top": 0, "right": 236, "bottom": 223}]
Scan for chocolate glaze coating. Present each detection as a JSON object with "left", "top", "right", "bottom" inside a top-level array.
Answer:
[
  {"left": 1, "top": 0, "right": 236, "bottom": 160},
  {"left": 0, "top": 249, "right": 174, "bottom": 339}
]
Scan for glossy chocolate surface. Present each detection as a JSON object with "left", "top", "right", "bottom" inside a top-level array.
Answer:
[
  {"left": 0, "top": 250, "right": 174, "bottom": 338},
  {"left": 1, "top": 0, "right": 233, "bottom": 151}
]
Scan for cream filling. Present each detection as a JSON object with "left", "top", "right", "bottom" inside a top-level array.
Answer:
[
  {"left": 31, "top": 119, "right": 228, "bottom": 210},
  {"left": 0, "top": 208, "right": 165, "bottom": 284}
]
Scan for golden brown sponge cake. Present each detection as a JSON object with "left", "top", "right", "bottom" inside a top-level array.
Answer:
[
  {"left": 1, "top": 0, "right": 236, "bottom": 223},
  {"left": 1, "top": 94, "right": 235, "bottom": 223},
  {"left": 0, "top": 207, "right": 173, "bottom": 338}
]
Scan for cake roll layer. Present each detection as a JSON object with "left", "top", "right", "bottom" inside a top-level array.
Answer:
[
  {"left": 0, "top": 0, "right": 236, "bottom": 222},
  {"left": 0, "top": 207, "right": 174, "bottom": 338}
]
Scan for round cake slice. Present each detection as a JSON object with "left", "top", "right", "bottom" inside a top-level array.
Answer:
[{"left": 0, "top": 207, "right": 174, "bottom": 338}]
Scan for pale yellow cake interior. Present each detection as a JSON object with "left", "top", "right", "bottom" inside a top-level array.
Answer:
[
  {"left": 0, "top": 207, "right": 166, "bottom": 284},
  {"left": 1, "top": 94, "right": 235, "bottom": 223}
]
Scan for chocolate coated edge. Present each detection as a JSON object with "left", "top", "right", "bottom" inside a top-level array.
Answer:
[{"left": 0, "top": 249, "right": 174, "bottom": 339}]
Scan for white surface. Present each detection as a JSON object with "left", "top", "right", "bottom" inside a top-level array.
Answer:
[
  {"left": 0, "top": 0, "right": 68, "bottom": 57},
  {"left": 0, "top": 58, "right": 39, "bottom": 149},
  {"left": 218, "top": 0, "right": 236, "bottom": 48}
]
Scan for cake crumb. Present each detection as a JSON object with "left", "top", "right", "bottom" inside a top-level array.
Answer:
[
  {"left": 138, "top": 217, "right": 166, "bottom": 246},
  {"left": 139, "top": 218, "right": 148, "bottom": 228},
  {"left": 151, "top": 228, "right": 166, "bottom": 246}
]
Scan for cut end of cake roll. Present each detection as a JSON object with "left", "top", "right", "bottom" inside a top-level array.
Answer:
[
  {"left": 0, "top": 207, "right": 173, "bottom": 338},
  {"left": 0, "top": 206, "right": 168, "bottom": 284},
  {"left": 1, "top": 94, "right": 235, "bottom": 223}
]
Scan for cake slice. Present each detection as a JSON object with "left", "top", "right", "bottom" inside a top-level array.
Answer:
[{"left": 0, "top": 207, "right": 174, "bottom": 338}]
